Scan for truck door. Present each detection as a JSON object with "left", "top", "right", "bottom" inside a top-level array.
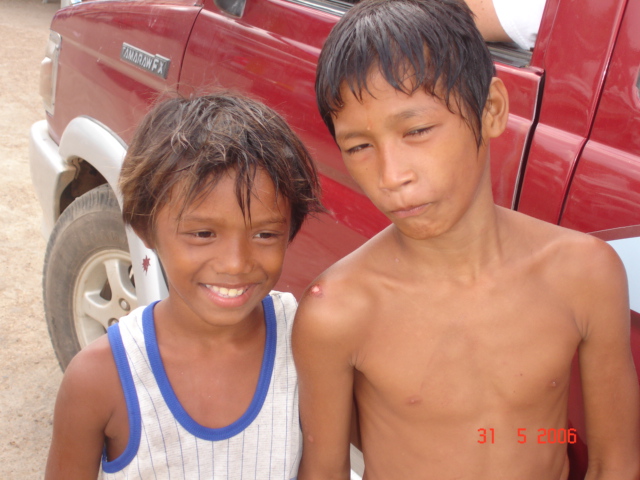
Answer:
[
  {"left": 517, "top": 0, "right": 633, "bottom": 227},
  {"left": 560, "top": 0, "right": 640, "bottom": 234}
]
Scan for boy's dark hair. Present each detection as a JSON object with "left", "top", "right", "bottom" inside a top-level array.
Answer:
[
  {"left": 316, "top": 0, "right": 496, "bottom": 145},
  {"left": 120, "top": 93, "right": 324, "bottom": 242}
]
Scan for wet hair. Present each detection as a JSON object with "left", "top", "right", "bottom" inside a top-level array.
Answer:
[
  {"left": 119, "top": 93, "right": 324, "bottom": 242},
  {"left": 316, "top": 0, "right": 495, "bottom": 145}
]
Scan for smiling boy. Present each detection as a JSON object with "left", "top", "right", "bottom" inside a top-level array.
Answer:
[
  {"left": 292, "top": 0, "right": 640, "bottom": 479},
  {"left": 45, "top": 93, "right": 323, "bottom": 479}
]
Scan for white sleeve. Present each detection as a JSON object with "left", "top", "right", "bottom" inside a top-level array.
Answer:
[{"left": 492, "top": 0, "right": 546, "bottom": 50}]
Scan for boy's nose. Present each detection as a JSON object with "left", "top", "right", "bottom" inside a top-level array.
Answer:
[
  {"left": 212, "top": 236, "right": 253, "bottom": 275},
  {"left": 377, "top": 147, "right": 416, "bottom": 191}
]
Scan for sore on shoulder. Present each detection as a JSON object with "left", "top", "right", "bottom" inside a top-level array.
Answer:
[{"left": 308, "top": 284, "right": 323, "bottom": 298}]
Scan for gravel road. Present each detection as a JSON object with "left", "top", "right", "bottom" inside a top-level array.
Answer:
[{"left": 0, "top": 0, "right": 62, "bottom": 478}]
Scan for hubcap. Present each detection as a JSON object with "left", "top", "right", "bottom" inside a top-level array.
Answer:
[{"left": 73, "top": 249, "right": 137, "bottom": 347}]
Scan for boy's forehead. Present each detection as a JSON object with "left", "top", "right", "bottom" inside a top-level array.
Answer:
[
  {"left": 334, "top": 73, "right": 451, "bottom": 137},
  {"left": 166, "top": 168, "right": 291, "bottom": 222}
]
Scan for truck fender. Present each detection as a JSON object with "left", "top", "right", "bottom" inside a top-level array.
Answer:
[{"left": 58, "top": 116, "right": 167, "bottom": 305}]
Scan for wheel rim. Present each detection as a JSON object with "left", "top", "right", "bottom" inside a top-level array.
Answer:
[{"left": 73, "top": 249, "right": 137, "bottom": 347}]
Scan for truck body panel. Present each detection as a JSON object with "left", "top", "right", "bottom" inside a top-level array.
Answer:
[
  {"left": 561, "top": 0, "right": 640, "bottom": 232},
  {"left": 48, "top": 2, "right": 202, "bottom": 146},
  {"left": 518, "top": 0, "right": 630, "bottom": 224}
]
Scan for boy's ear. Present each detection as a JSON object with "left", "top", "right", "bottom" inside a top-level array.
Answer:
[{"left": 482, "top": 77, "right": 509, "bottom": 139}]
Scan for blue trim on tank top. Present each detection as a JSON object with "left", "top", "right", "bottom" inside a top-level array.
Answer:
[
  {"left": 102, "top": 321, "right": 143, "bottom": 473},
  {"left": 145, "top": 295, "right": 277, "bottom": 440}
]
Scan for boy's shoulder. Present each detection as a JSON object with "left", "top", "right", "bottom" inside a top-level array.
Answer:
[
  {"left": 63, "top": 333, "right": 118, "bottom": 394},
  {"left": 56, "top": 331, "right": 123, "bottom": 432},
  {"left": 60, "top": 307, "right": 151, "bottom": 428},
  {"left": 506, "top": 208, "right": 621, "bottom": 272},
  {"left": 294, "top": 231, "right": 391, "bottom": 343},
  {"left": 505, "top": 209, "right": 627, "bottom": 322}
]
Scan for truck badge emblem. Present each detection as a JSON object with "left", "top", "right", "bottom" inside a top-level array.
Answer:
[
  {"left": 142, "top": 256, "right": 151, "bottom": 274},
  {"left": 120, "top": 43, "right": 170, "bottom": 79}
]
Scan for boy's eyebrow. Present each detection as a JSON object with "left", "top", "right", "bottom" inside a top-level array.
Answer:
[
  {"left": 336, "top": 130, "right": 367, "bottom": 144},
  {"left": 249, "top": 216, "right": 290, "bottom": 226},
  {"left": 180, "top": 213, "right": 289, "bottom": 225},
  {"left": 387, "top": 106, "right": 436, "bottom": 124}
]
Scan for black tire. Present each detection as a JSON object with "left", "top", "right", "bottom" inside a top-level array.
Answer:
[{"left": 43, "top": 184, "right": 137, "bottom": 370}]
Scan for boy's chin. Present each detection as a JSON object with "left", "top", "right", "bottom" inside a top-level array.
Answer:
[{"left": 390, "top": 219, "right": 450, "bottom": 241}]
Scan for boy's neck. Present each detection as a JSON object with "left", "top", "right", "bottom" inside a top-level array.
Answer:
[
  {"left": 391, "top": 198, "right": 509, "bottom": 283},
  {"left": 153, "top": 297, "right": 266, "bottom": 349}
]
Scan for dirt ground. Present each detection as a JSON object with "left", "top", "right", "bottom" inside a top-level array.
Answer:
[{"left": 0, "top": 0, "right": 63, "bottom": 478}]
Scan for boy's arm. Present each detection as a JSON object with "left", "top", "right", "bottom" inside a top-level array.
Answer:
[
  {"left": 575, "top": 239, "right": 640, "bottom": 479},
  {"left": 293, "top": 282, "right": 359, "bottom": 480},
  {"left": 45, "top": 336, "right": 119, "bottom": 480},
  {"left": 463, "top": 0, "right": 511, "bottom": 42}
]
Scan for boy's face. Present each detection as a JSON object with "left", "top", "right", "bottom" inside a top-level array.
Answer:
[
  {"left": 332, "top": 72, "right": 506, "bottom": 241},
  {"left": 149, "top": 168, "right": 291, "bottom": 329}
]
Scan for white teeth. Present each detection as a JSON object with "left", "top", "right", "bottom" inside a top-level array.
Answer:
[{"left": 207, "top": 285, "right": 248, "bottom": 298}]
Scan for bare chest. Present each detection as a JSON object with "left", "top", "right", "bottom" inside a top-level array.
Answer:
[
  {"left": 164, "top": 348, "right": 264, "bottom": 427},
  {"left": 106, "top": 345, "right": 263, "bottom": 461},
  {"left": 355, "top": 279, "right": 582, "bottom": 417}
]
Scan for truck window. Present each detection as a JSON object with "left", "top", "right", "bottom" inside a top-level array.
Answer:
[
  {"left": 215, "top": 0, "right": 245, "bottom": 16},
  {"left": 286, "top": 0, "right": 353, "bottom": 15},
  {"left": 488, "top": 42, "right": 533, "bottom": 68}
]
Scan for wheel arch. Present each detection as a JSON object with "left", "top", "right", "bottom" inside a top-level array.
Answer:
[
  {"left": 57, "top": 116, "right": 168, "bottom": 305},
  {"left": 57, "top": 116, "right": 126, "bottom": 210}
]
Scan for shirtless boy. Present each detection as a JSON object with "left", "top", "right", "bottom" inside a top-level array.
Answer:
[
  {"left": 292, "top": 0, "right": 640, "bottom": 478},
  {"left": 45, "top": 93, "right": 323, "bottom": 479}
]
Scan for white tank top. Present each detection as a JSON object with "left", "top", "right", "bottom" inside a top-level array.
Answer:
[{"left": 102, "top": 291, "right": 301, "bottom": 480}]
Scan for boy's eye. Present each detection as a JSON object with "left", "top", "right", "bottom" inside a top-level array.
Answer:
[
  {"left": 191, "top": 231, "right": 215, "bottom": 239},
  {"left": 254, "top": 232, "right": 281, "bottom": 240},
  {"left": 405, "top": 126, "right": 433, "bottom": 138},
  {"left": 344, "top": 143, "right": 370, "bottom": 155}
]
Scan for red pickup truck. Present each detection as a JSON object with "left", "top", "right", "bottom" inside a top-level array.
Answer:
[{"left": 30, "top": 0, "right": 640, "bottom": 476}]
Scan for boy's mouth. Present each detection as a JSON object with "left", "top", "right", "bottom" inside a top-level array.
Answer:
[
  {"left": 391, "top": 203, "right": 429, "bottom": 218},
  {"left": 205, "top": 284, "right": 250, "bottom": 298}
]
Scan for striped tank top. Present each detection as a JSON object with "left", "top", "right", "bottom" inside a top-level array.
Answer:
[{"left": 102, "top": 291, "right": 301, "bottom": 479}]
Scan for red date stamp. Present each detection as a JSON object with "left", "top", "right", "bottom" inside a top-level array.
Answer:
[{"left": 477, "top": 428, "right": 577, "bottom": 444}]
